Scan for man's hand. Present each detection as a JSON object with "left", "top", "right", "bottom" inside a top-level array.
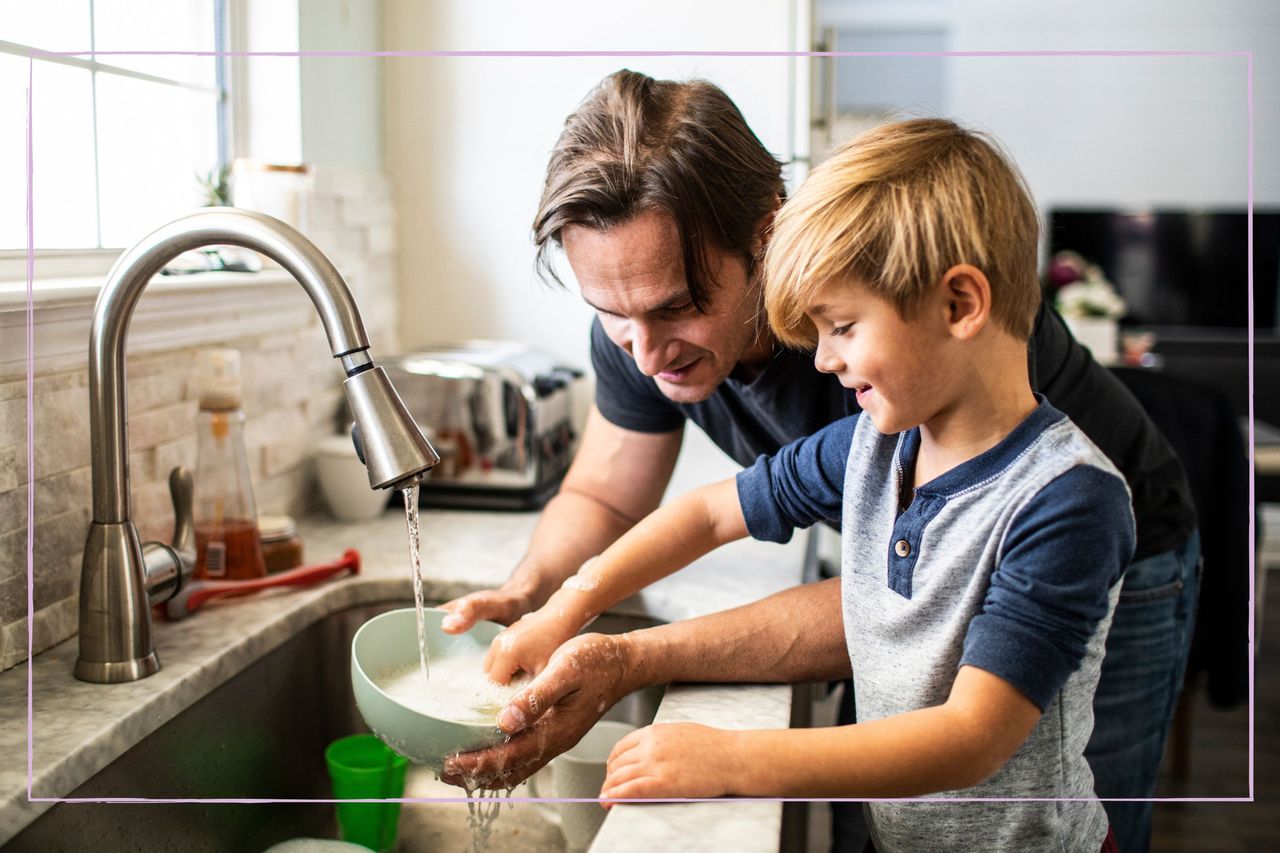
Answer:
[
  {"left": 441, "top": 633, "right": 635, "bottom": 789},
  {"left": 439, "top": 582, "right": 540, "bottom": 634},
  {"left": 600, "top": 723, "right": 744, "bottom": 803}
]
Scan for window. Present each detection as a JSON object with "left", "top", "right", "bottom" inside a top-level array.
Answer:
[{"left": 1, "top": 0, "right": 228, "bottom": 256}]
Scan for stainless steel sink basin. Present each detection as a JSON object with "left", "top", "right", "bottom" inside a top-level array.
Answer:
[{"left": 9, "top": 602, "right": 663, "bottom": 852}]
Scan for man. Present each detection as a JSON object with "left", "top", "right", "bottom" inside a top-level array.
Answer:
[{"left": 440, "top": 69, "right": 1200, "bottom": 853}]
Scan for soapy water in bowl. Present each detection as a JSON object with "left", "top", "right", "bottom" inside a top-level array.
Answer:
[{"left": 377, "top": 650, "right": 526, "bottom": 725}]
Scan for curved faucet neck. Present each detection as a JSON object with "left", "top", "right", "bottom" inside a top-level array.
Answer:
[{"left": 88, "top": 207, "right": 370, "bottom": 523}]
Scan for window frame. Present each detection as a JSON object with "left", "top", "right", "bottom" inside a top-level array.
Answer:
[{"left": 0, "top": 1, "right": 231, "bottom": 280}]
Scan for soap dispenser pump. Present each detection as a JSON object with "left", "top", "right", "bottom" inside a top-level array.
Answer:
[{"left": 193, "top": 348, "right": 266, "bottom": 580}]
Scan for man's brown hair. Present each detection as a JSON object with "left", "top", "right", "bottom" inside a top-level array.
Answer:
[
  {"left": 533, "top": 69, "right": 784, "bottom": 311},
  {"left": 765, "top": 118, "right": 1042, "bottom": 346}
]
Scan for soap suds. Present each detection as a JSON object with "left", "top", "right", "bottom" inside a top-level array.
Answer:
[{"left": 377, "top": 651, "right": 526, "bottom": 725}]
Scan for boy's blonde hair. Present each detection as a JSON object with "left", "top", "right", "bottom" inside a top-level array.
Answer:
[{"left": 764, "top": 118, "right": 1041, "bottom": 347}]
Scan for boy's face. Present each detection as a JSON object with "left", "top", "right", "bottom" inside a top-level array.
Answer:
[
  {"left": 805, "top": 279, "right": 956, "bottom": 435},
  {"left": 563, "top": 209, "right": 769, "bottom": 404}
]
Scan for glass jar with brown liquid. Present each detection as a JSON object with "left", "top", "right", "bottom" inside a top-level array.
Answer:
[{"left": 193, "top": 349, "right": 266, "bottom": 580}]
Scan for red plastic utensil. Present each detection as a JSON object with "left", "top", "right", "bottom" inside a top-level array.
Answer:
[{"left": 162, "top": 548, "right": 361, "bottom": 621}]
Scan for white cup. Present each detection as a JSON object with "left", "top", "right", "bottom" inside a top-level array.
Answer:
[
  {"left": 529, "top": 720, "right": 637, "bottom": 852},
  {"left": 314, "top": 434, "right": 391, "bottom": 521}
]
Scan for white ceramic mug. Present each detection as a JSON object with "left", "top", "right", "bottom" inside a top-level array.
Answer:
[
  {"left": 314, "top": 434, "right": 391, "bottom": 520},
  {"left": 528, "top": 720, "right": 637, "bottom": 852}
]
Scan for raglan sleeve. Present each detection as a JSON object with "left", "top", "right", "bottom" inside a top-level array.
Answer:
[
  {"left": 734, "top": 415, "right": 857, "bottom": 544},
  {"left": 960, "top": 464, "right": 1136, "bottom": 711}
]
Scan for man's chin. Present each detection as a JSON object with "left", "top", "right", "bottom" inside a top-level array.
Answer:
[{"left": 654, "top": 376, "right": 717, "bottom": 404}]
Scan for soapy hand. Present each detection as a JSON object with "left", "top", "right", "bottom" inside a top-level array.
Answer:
[
  {"left": 600, "top": 723, "right": 743, "bottom": 803},
  {"left": 441, "top": 633, "right": 633, "bottom": 790},
  {"left": 438, "top": 582, "right": 539, "bottom": 635},
  {"left": 483, "top": 604, "right": 581, "bottom": 685}
]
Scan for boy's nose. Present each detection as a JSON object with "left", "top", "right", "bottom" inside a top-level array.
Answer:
[{"left": 813, "top": 339, "right": 844, "bottom": 374}]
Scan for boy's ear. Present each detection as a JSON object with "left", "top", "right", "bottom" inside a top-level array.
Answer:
[{"left": 939, "top": 264, "right": 991, "bottom": 340}]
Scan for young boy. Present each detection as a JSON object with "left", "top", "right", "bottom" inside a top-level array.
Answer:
[{"left": 482, "top": 118, "right": 1133, "bottom": 851}]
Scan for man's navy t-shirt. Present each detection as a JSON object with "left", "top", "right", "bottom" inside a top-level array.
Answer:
[{"left": 591, "top": 300, "right": 1195, "bottom": 561}]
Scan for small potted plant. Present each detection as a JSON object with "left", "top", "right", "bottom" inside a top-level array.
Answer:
[
  {"left": 1047, "top": 250, "right": 1126, "bottom": 365},
  {"left": 196, "top": 163, "right": 232, "bottom": 207}
]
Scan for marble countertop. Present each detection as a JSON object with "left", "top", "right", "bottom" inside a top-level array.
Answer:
[{"left": 0, "top": 436, "right": 810, "bottom": 849}]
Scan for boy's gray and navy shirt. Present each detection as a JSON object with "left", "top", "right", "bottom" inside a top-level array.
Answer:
[{"left": 737, "top": 399, "right": 1135, "bottom": 853}]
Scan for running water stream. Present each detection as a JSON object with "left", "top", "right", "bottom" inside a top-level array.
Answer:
[
  {"left": 463, "top": 781, "right": 516, "bottom": 853},
  {"left": 402, "top": 484, "right": 514, "bottom": 852},
  {"left": 403, "top": 484, "right": 429, "bottom": 695}
]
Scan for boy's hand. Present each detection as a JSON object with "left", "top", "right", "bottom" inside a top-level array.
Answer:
[
  {"left": 600, "top": 723, "right": 744, "bottom": 803},
  {"left": 483, "top": 604, "right": 581, "bottom": 684}
]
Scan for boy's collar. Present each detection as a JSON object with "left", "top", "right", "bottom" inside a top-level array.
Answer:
[{"left": 897, "top": 394, "right": 1065, "bottom": 498}]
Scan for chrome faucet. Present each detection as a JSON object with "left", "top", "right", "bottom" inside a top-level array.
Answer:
[{"left": 75, "top": 207, "right": 439, "bottom": 683}]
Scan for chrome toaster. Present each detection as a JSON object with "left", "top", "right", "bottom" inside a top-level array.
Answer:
[{"left": 381, "top": 341, "right": 583, "bottom": 510}]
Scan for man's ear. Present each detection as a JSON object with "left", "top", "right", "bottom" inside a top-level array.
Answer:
[
  {"left": 751, "top": 196, "right": 784, "bottom": 255},
  {"left": 939, "top": 264, "right": 992, "bottom": 340}
]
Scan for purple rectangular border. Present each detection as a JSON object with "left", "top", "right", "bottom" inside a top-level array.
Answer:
[{"left": 23, "top": 48, "right": 1256, "bottom": 807}]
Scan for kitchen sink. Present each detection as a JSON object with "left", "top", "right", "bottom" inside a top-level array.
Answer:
[{"left": 8, "top": 602, "right": 664, "bottom": 852}]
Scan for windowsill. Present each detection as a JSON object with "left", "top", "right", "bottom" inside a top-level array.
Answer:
[
  {"left": 0, "top": 268, "right": 294, "bottom": 312},
  {"left": 0, "top": 268, "right": 311, "bottom": 380},
  {"left": 0, "top": 248, "right": 124, "bottom": 286}
]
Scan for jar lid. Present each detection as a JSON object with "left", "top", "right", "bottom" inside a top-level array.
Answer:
[
  {"left": 196, "top": 348, "right": 243, "bottom": 409},
  {"left": 258, "top": 514, "right": 297, "bottom": 542}
]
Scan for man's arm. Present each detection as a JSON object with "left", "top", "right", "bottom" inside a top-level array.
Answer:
[
  {"left": 441, "top": 576, "right": 848, "bottom": 789},
  {"left": 621, "top": 575, "right": 850, "bottom": 688},
  {"left": 440, "top": 406, "right": 683, "bottom": 632}
]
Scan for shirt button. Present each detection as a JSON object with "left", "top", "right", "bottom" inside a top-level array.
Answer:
[{"left": 895, "top": 540, "right": 911, "bottom": 557}]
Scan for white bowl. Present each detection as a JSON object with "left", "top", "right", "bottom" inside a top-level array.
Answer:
[
  {"left": 314, "top": 434, "right": 390, "bottom": 520},
  {"left": 351, "top": 608, "right": 509, "bottom": 770}
]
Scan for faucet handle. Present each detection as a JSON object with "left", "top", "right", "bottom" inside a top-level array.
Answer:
[
  {"left": 141, "top": 466, "right": 196, "bottom": 606},
  {"left": 168, "top": 465, "right": 195, "bottom": 561}
]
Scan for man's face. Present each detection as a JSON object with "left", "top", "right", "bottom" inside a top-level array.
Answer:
[{"left": 563, "top": 210, "right": 765, "bottom": 404}]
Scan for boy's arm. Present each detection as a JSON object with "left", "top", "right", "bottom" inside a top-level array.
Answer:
[
  {"left": 440, "top": 407, "right": 683, "bottom": 634},
  {"left": 484, "top": 478, "right": 747, "bottom": 682},
  {"left": 602, "top": 664, "right": 1041, "bottom": 800}
]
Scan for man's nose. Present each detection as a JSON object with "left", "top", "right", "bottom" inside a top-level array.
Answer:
[{"left": 629, "top": 321, "right": 670, "bottom": 377}]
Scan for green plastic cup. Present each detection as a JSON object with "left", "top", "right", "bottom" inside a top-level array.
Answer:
[{"left": 325, "top": 733, "right": 409, "bottom": 851}]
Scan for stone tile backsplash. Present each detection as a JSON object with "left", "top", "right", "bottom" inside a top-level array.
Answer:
[{"left": 0, "top": 166, "right": 401, "bottom": 672}]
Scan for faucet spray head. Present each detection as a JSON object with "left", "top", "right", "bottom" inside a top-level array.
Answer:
[{"left": 342, "top": 357, "right": 440, "bottom": 490}]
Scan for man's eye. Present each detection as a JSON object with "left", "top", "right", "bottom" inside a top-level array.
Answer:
[{"left": 661, "top": 302, "right": 694, "bottom": 316}]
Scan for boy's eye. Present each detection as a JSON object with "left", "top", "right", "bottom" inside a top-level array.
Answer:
[{"left": 830, "top": 323, "right": 853, "bottom": 337}]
